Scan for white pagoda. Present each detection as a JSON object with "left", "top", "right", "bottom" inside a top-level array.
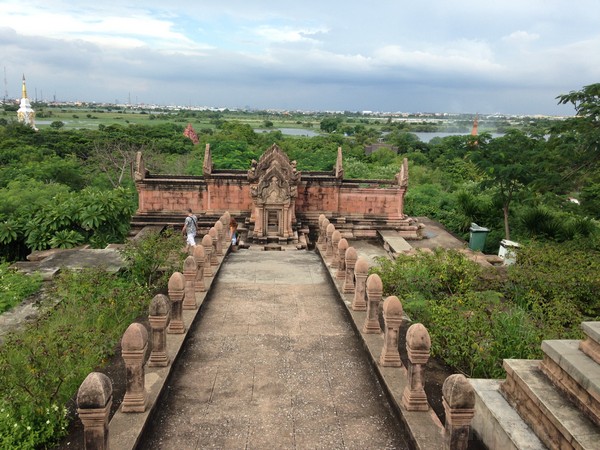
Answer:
[{"left": 17, "top": 74, "right": 37, "bottom": 130}]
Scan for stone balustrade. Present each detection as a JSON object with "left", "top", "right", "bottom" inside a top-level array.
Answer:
[
  {"left": 343, "top": 246, "right": 357, "bottom": 293},
  {"left": 167, "top": 272, "right": 186, "bottom": 334},
  {"left": 317, "top": 214, "right": 326, "bottom": 247},
  {"left": 77, "top": 372, "right": 112, "bottom": 450},
  {"left": 443, "top": 374, "right": 476, "bottom": 450},
  {"left": 351, "top": 257, "right": 368, "bottom": 311},
  {"left": 331, "top": 230, "right": 341, "bottom": 268},
  {"left": 215, "top": 220, "right": 224, "bottom": 256},
  {"left": 193, "top": 245, "right": 206, "bottom": 292},
  {"left": 379, "top": 295, "right": 403, "bottom": 367},
  {"left": 402, "top": 323, "right": 431, "bottom": 411},
  {"left": 201, "top": 234, "right": 214, "bottom": 277},
  {"left": 336, "top": 238, "right": 348, "bottom": 279},
  {"left": 316, "top": 217, "right": 477, "bottom": 450},
  {"left": 121, "top": 323, "right": 148, "bottom": 413},
  {"left": 208, "top": 227, "right": 219, "bottom": 266},
  {"left": 182, "top": 256, "right": 198, "bottom": 310},
  {"left": 148, "top": 294, "right": 171, "bottom": 367},
  {"left": 363, "top": 273, "right": 383, "bottom": 334},
  {"left": 325, "top": 223, "right": 335, "bottom": 257},
  {"left": 77, "top": 236, "right": 234, "bottom": 449}
]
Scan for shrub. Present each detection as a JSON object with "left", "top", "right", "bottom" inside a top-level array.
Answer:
[
  {"left": 0, "top": 268, "right": 150, "bottom": 448},
  {"left": 0, "top": 262, "right": 42, "bottom": 314},
  {"left": 427, "top": 291, "right": 540, "bottom": 378}
]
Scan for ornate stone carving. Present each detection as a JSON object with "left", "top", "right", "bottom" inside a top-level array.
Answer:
[{"left": 248, "top": 144, "right": 301, "bottom": 241}]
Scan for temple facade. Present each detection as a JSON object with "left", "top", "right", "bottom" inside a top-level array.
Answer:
[
  {"left": 132, "top": 144, "right": 422, "bottom": 244},
  {"left": 17, "top": 75, "right": 36, "bottom": 130}
]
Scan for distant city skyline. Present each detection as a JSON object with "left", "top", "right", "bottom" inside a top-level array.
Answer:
[{"left": 2, "top": 0, "right": 599, "bottom": 116}]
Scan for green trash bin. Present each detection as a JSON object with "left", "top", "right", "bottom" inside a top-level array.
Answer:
[{"left": 468, "top": 223, "right": 489, "bottom": 252}]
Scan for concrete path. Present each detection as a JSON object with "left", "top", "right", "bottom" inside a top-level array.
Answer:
[{"left": 139, "top": 249, "right": 408, "bottom": 449}]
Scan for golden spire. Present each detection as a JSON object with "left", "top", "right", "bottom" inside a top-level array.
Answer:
[{"left": 21, "top": 74, "right": 27, "bottom": 99}]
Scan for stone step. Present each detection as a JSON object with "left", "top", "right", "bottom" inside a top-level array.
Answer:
[
  {"left": 501, "top": 359, "right": 600, "bottom": 450},
  {"left": 540, "top": 339, "right": 600, "bottom": 426},
  {"left": 581, "top": 322, "right": 600, "bottom": 365},
  {"left": 469, "top": 378, "right": 547, "bottom": 450}
]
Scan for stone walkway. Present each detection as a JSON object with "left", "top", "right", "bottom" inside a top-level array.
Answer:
[{"left": 139, "top": 250, "right": 408, "bottom": 449}]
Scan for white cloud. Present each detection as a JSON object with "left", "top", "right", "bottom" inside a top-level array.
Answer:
[{"left": 1, "top": 0, "right": 599, "bottom": 114}]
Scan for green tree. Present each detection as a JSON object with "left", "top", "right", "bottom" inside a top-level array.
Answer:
[
  {"left": 319, "top": 117, "right": 342, "bottom": 133},
  {"left": 472, "top": 130, "right": 542, "bottom": 239},
  {"left": 50, "top": 120, "right": 64, "bottom": 129}
]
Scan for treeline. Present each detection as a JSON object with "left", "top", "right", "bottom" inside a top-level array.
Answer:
[{"left": 1, "top": 84, "right": 600, "bottom": 261}]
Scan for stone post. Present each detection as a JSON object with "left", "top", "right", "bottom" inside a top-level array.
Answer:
[
  {"left": 167, "top": 272, "right": 186, "bottom": 334},
  {"left": 77, "top": 372, "right": 112, "bottom": 450},
  {"left": 443, "top": 374, "right": 476, "bottom": 450},
  {"left": 202, "top": 235, "right": 214, "bottom": 277},
  {"left": 215, "top": 220, "right": 224, "bottom": 256},
  {"left": 379, "top": 296, "right": 403, "bottom": 367},
  {"left": 148, "top": 294, "right": 171, "bottom": 367},
  {"left": 363, "top": 273, "right": 383, "bottom": 334},
  {"left": 320, "top": 218, "right": 330, "bottom": 250},
  {"left": 325, "top": 223, "right": 335, "bottom": 258},
  {"left": 352, "top": 257, "right": 369, "bottom": 311},
  {"left": 402, "top": 323, "right": 431, "bottom": 411},
  {"left": 209, "top": 227, "right": 219, "bottom": 266},
  {"left": 336, "top": 238, "right": 348, "bottom": 279},
  {"left": 121, "top": 323, "right": 148, "bottom": 413},
  {"left": 317, "top": 214, "right": 326, "bottom": 246},
  {"left": 193, "top": 245, "right": 206, "bottom": 292},
  {"left": 331, "top": 230, "right": 341, "bottom": 268},
  {"left": 182, "top": 255, "right": 198, "bottom": 310},
  {"left": 343, "top": 246, "right": 357, "bottom": 293},
  {"left": 221, "top": 211, "right": 231, "bottom": 237}
]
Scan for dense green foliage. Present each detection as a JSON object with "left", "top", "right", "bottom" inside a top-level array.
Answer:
[
  {"left": 0, "top": 231, "right": 183, "bottom": 448},
  {"left": 1, "top": 84, "right": 600, "bottom": 445},
  {"left": 371, "top": 246, "right": 592, "bottom": 378},
  {"left": 0, "top": 263, "right": 42, "bottom": 314}
]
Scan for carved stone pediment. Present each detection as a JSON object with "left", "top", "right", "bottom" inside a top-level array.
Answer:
[
  {"left": 248, "top": 144, "right": 300, "bottom": 240},
  {"left": 248, "top": 144, "right": 300, "bottom": 184}
]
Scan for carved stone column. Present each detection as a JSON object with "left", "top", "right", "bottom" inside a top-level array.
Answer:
[
  {"left": 379, "top": 296, "right": 403, "bottom": 367},
  {"left": 121, "top": 323, "right": 148, "bottom": 413},
  {"left": 331, "top": 230, "right": 341, "bottom": 267},
  {"left": 148, "top": 294, "right": 170, "bottom": 367},
  {"left": 208, "top": 227, "right": 219, "bottom": 266},
  {"left": 363, "top": 273, "right": 383, "bottom": 334},
  {"left": 167, "top": 272, "right": 185, "bottom": 334},
  {"left": 223, "top": 211, "right": 231, "bottom": 237},
  {"left": 343, "top": 246, "right": 357, "bottom": 293},
  {"left": 202, "top": 235, "right": 214, "bottom": 277},
  {"left": 336, "top": 238, "right": 348, "bottom": 279},
  {"left": 77, "top": 372, "right": 112, "bottom": 450},
  {"left": 182, "top": 256, "right": 198, "bottom": 310},
  {"left": 402, "top": 323, "right": 431, "bottom": 411},
  {"left": 325, "top": 223, "right": 335, "bottom": 258},
  {"left": 443, "top": 374, "right": 476, "bottom": 450},
  {"left": 215, "top": 220, "right": 224, "bottom": 256},
  {"left": 320, "top": 218, "right": 330, "bottom": 250},
  {"left": 193, "top": 245, "right": 206, "bottom": 292},
  {"left": 352, "top": 257, "right": 369, "bottom": 311},
  {"left": 317, "top": 214, "right": 326, "bottom": 247}
]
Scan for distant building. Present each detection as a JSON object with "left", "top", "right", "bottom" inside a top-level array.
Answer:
[{"left": 17, "top": 75, "right": 37, "bottom": 130}]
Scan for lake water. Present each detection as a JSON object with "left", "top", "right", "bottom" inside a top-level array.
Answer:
[
  {"left": 413, "top": 132, "right": 504, "bottom": 142},
  {"left": 254, "top": 129, "right": 503, "bottom": 141},
  {"left": 255, "top": 128, "right": 319, "bottom": 137}
]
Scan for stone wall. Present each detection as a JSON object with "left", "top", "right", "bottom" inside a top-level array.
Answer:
[{"left": 133, "top": 147, "right": 419, "bottom": 238}]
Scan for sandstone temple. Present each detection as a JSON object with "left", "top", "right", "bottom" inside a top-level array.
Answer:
[{"left": 132, "top": 143, "right": 422, "bottom": 245}]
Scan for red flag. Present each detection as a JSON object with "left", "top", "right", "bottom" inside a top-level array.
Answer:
[{"left": 183, "top": 123, "right": 199, "bottom": 145}]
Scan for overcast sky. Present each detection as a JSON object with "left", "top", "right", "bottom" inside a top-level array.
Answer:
[{"left": 1, "top": 0, "right": 599, "bottom": 115}]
